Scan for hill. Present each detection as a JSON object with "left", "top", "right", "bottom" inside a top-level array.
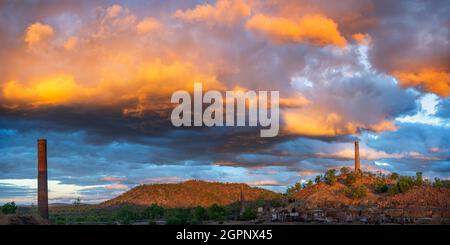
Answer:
[
  {"left": 102, "top": 180, "right": 281, "bottom": 208},
  {"left": 293, "top": 175, "right": 384, "bottom": 209},
  {"left": 290, "top": 173, "right": 450, "bottom": 210},
  {"left": 377, "top": 186, "right": 450, "bottom": 209}
]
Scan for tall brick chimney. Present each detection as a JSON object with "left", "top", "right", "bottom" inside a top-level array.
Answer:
[
  {"left": 354, "top": 141, "right": 360, "bottom": 173},
  {"left": 37, "top": 139, "right": 48, "bottom": 219}
]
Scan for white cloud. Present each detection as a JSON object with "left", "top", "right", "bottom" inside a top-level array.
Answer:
[
  {"left": 0, "top": 179, "right": 107, "bottom": 204},
  {"left": 396, "top": 93, "right": 445, "bottom": 126}
]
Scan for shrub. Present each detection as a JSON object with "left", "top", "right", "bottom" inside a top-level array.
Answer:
[
  {"left": 398, "top": 176, "right": 415, "bottom": 193},
  {"left": 415, "top": 172, "right": 423, "bottom": 186},
  {"left": 314, "top": 175, "right": 322, "bottom": 184},
  {"left": 143, "top": 204, "right": 164, "bottom": 219},
  {"left": 207, "top": 204, "right": 226, "bottom": 220},
  {"left": 115, "top": 205, "right": 135, "bottom": 224},
  {"left": 344, "top": 185, "right": 367, "bottom": 199},
  {"left": 374, "top": 179, "right": 389, "bottom": 193},
  {"left": 388, "top": 184, "right": 400, "bottom": 194},
  {"left": 434, "top": 178, "right": 450, "bottom": 188},
  {"left": 1, "top": 202, "right": 17, "bottom": 214},
  {"left": 286, "top": 183, "right": 302, "bottom": 196},
  {"left": 166, "top": 209, "right": 192, "bottom": 225},
  {"left": 344, "top": 173, "right": 357, "bottom": 186},
  {"left": 240, "top": 208, "right": 257, "bottom": 221},
  {"left": 324, "top": 169, "right": 337, "bottom": 185},
  {"left": 193, "top": 206, "right": 206, "bottom": 221},
  {"left": 389, "top": 172, "right": 399, "bottom": 180}
]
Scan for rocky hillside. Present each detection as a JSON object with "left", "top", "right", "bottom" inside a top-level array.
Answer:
[
  {"left": 102, "top": 180, "right": 281, "bottom": 208},
  {"left": 291, "top": 174, "right": 450, "bottom": 210},
  {"left": 377, "top": 186, "right": 450, "bottom": 209},
  {"left": 293, "top": 176, "right": 382, "bottom": 209}
]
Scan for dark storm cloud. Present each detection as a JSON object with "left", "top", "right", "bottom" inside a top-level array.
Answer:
[{"left": 368, "top": 0, "right": 450, "bottom": 73}]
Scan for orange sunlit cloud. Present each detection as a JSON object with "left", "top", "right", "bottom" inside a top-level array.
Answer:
[
  {"left": 63, "top": 36, "right": 78, "bottom": 51},
  {"left": 136, "top": 18, "right": 160, "bottom": 34},
  {"left": 283, "top": 109, "right": 397, "bottom": 137},
  {"left": 174, "top": 0, "right": 251, "bottom": 26},
  {"left": 2, "top": 59, "right": 224, "bottom": 109},
  {"left": 2, "top": 74, "right": 90, "bottom": 107},
  {"left": 246, "top": 14, "right": 347, "bottom": 47},
  {"left": 393, "top": 69, "right": 450, "bottom": 97},
  {"left": 352, "top": 33, "right": 372, "bottom": 46},
  {"left": 0, "top": 1, "right": 447, "bottom": 140},
  {"left": 24, "top": 22, "right": 54, "bottom": 47}
]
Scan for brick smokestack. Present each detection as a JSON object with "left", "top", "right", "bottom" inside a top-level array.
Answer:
[
  {"left": 354, "top": 141, "right": 360, "bottom": 173},
  {"left": 37, "top": 139, "right": 48, "bottom": 219}
]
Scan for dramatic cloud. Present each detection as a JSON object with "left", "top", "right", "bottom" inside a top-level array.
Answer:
[
  {"left": 282, "top": 41, "right": 416, "bottom": 137},
  {"left": 136, "top": 18, "right": 160, "bottom": 34},
  {"left": 393, "top": 69, "right": 450, "bottom": 97},
  {"left": 24, "top": 22, "right": 54, "bottom": 46},
  {"left": 0, "top": 0, "right": 448, "bottom": 203},
  {"left": 106, "top": 4, "right": 123, "bottom": 18},
  {"left": 3, "top": 74, "right": 86, "bottom": 107},
  {"left": 366, "top": 0, "right": 450, "bottom": 97},
  {"left": 174, "top": 0, "right": 251, "bottom": 26},
  {"left": 246, "top": 14, "right": 347, "bottom": 47}
]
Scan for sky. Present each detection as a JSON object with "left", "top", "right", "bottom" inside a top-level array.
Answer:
[{"left": 0, "top": 0, "right": 449, "bottom": 204}]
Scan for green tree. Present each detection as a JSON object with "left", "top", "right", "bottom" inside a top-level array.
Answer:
[
  {"left": 72, "top": 197, "right": 81, "bottom": 206},
  {"left": 193, "top": 206, "right": 206, "bottom": 221},
  {"left": 314, "top": 175, "right": 322, "bottom": 184},
  {"left": 344, "top": 185, "right": 367, "bottom": 199},
  {"left": 353, "top": 185, "right": 367, "bottom": 199},
  {"left": 286, "top": 182, "right": 302, "bottom": 196},
  {"left": 388, "top": 184, "right": 400, "bottom": 194},
  {"left": 1, "top": 202, "right": 17, "bottom": 214},
  {"left": 306, "top": 180, "right": 313, "bottom": 188},
  {"left": 166, "top": 209, "right": 191, "bottom": 225},
  {"left": 389, "top": 172, "right": 399, "bottom": 180},
  {"left": 344, "top": 172, "right": 357, "bottom": 186},
  {"left": 324, "top": 169, "right": 337, "bottom": 185},
  {"left": 116, "top": 205, "right": 135, "bottom": 224},
  {"left": 374, "top": 179, "right": 389, "bottom": 193},
  {"left": 207, "top": 204, "right": 226, "bottom": 220},
  {"left": 415, "top": 172, "right": 423, "bottom": 186},
  {"left": 144, "top": 204, "right": 164, "bottom": 219},
  {"left": 396, "top": 176, "right": 415, "bottom": 193},
  {"left": 240, "top": 208, "right": 257, "bottom": 221}
]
